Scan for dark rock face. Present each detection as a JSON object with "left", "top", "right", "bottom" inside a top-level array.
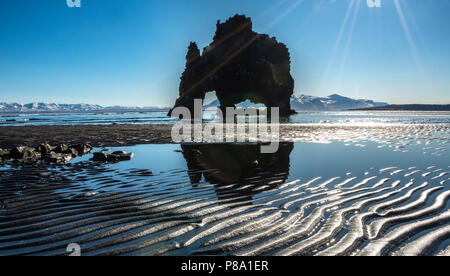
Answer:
[
  {"left": 93, "top": 152, "right": 108, "bottom": 162},
  {"left": 46, "top": 152, "right": 73, "bottom": 163},
  {"left": 0, "top": 149, "right": 9, "bottom": 158},
  {"left": 53, "top": 144, "right": 69, "bottom": 154},
  {"left": 35, "top": 144, "right": 55, "bottom": 155},
  {"left": 93, "top": 150, "right": 134, "bottom": 163},
  {"left": 72, "top": 144, "right": 94, "bottom": 156},
  {"left": 168, "top": 14, "right": 296, "bottom": 118},
  {"left": 9, "top": 146, "right": 34, "bottom": 159}
]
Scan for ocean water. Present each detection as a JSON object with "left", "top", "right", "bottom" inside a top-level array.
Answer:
[
  {"left": 0, "top": 110, "right": 449, "bottom": 126},
  {"left": 0, "top": 112, "right": 178, "bottom": 126}
]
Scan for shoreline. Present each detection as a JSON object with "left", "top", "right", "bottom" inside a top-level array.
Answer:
[
  {"left": 0, "top": 123, "right": 449, "bottom": 149},
  {"left": 0, "top": 109, "right": 170, "bottom": 116}
]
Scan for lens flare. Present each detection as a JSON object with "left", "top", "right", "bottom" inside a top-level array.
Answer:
[
  {"left": 393, "top": 0, "right": 424, "bottom": 76},
  {"left": 320, "top": 0, "right": 356, "bottom": 90}
]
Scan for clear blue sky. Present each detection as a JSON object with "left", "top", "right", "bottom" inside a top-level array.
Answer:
[{"left": 1, "top": 0, "right": 449, "bottom": 106}]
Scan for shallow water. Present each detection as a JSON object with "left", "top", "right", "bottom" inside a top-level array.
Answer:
[
  {"left": 0, "top": 132, "right": 448, "bottom": 255},
  {"left": 290, "top": 111, "right": 450, "bottom": 125},
  {"left": 1, "top": 110, "right": 449, "bottom": 126},
  {"left": 0, "top": 112, "right": 177, "bottom": 126}
]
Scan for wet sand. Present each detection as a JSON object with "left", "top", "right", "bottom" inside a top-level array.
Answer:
[
  {"left": 0, "top": 142, "right": 448, "bottom": 256},
  {"left": 0, "top": 123, "right": 449, "bottom": 256}
]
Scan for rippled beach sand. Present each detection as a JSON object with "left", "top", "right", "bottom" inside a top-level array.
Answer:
[{"left": 0, "top": 122, "right": 449, "bottom": 256}]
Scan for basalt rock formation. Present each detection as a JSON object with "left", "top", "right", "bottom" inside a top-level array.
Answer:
[{"left": 168, "top": 14, "right": 296, "bottom": 117}]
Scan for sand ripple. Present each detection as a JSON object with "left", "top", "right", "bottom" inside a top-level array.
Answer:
[{"left": 0, "top": 161, "right": 449, "bottom": 256}]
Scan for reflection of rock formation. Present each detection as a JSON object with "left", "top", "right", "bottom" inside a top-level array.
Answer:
[
  {"left": 181, "top": 143, "right": 294, "bottom": 206},
  {"left": 169, "top": 14, "right": 296, "bottom": 118}
]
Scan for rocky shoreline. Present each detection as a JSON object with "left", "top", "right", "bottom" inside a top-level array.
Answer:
[
  {"left": 0, "top": 143, "right": 134, "bottom": 165},
  {"left": 0, "top": 143, "right": 93, "bottom": 164}
]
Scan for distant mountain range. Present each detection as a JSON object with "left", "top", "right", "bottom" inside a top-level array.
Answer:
[
  {"left": 0, "top": 102, "right": 170, "bottom": 113},
  {"left": 353, "top": 104, "right": 450, "bottom": 111},
  {"left": 204, "top": 94, "right": 388, "bottom": 111},
  {"left": 0, "top": 94, "right": 388, "bottom": 113},
  {"left": 290, "top": 94, "right": 388, "bottom": 111}
]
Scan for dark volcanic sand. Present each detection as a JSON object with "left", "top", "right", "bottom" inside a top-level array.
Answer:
[{"left": 0, "top": 125, "right": 174, "bottom": 148}]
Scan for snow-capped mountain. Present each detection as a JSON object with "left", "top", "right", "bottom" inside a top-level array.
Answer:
[
  {"left": 0, "top": 94, "right": 387, "bottom": 113},
  {"left": 203, "top": 94, "right": 388, "bottom": 111},
  {"left": 290, "top": 94, "right": 388, "bottom": 111},
  {"left": 0, "top": 102, "right": 169, "bottom": 113},
  {"left": 0, "top": 103, "right": 103, "bottom": 113}
]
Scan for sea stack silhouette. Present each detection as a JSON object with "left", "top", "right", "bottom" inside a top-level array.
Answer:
[{"left": 168, "top": 14, "right": 296, "bottom": 117}]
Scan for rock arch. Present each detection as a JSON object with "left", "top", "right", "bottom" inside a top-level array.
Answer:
[{"left": 168, "top": 14, "right": 296, "bottom": 118}]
